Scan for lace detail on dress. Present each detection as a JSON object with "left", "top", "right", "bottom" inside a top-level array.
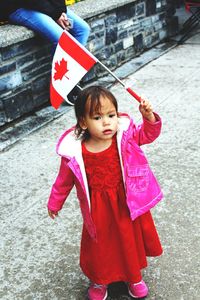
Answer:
[{"left": 82, "top": 137, "right": 123, "bottom": 190}]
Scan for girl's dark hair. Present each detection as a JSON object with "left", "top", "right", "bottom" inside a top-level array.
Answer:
[{"left": 74, "top": 85, "right": 118, "bottom": 140}]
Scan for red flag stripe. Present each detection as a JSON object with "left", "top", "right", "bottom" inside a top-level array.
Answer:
[
  {"left": 50, "top": 81, "right": 64, "bottom": 109},
  {"left": 59, "top": 32, "right": 97, "bottom": 71}
]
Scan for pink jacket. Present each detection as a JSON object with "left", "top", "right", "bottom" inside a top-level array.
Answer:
[{"left": 47, "top": 113, "right": 163, "bottom": 240}]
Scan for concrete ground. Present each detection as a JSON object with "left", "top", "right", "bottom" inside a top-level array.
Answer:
[{"left": 0, "top": 28, "right": 200, "bottom": 300}]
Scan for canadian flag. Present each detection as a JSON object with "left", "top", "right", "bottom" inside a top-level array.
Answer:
[{"left": 50, "top": 31, "right": 97, "bottom": 109}]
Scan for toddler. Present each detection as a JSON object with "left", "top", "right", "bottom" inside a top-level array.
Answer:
[{"left": 47, "top": 85, "right": 163, "bottom": 299}]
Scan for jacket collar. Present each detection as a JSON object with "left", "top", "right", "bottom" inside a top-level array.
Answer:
[
  {"left": 56, "top": 114, "right": 130, "bottom": 159},
  {"left": 56, "top": 127, "right": 90, "bottom": 207}
]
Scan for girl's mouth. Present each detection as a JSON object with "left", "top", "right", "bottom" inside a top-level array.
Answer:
[{"left": 103, "top": 129, "right": 112, "bottom": 135}]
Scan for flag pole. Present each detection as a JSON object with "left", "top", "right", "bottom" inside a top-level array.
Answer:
[{"left": 97, "top": 60, "right": 141, "bottom": 103}]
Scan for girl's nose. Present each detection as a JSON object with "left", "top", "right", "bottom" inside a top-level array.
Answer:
[{"left": 103, "top": 117, "right": 110, "bottom": 125}]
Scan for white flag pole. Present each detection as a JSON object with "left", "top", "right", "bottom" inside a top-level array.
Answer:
[
  {"left": 97, "top": 60, "right": 141, "bottom": 103},
  {"left": 97, "top": 60, "right": 125, "bottom": 86}
]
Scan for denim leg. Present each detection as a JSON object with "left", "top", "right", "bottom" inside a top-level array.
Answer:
[
  {"left": 9, "top": 7, "right": 90, "bottom": 47},
  {"left": 9, "top": 8, "right": 62, "bottom": 50},
  {"left": 67, "top": 8, "right": 90, "bottom": 46}
]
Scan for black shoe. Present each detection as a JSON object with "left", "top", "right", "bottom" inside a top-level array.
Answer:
[{"left": 65, "top": 85, "right": 82, "bottom": 106}]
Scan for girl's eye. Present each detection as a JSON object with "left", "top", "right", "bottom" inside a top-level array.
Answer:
[
  {"left": 109, "top": 114, "right": 116, "bottom": 118},
  {"left": 93, "top": 116, "right": 101, "bottom": 120}
]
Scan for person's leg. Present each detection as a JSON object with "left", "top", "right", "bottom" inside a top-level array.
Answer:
[
  {"left": 9, "top": 8, "right": 90, "bottom": 47},
  {"left": 9, "top": 8, "right": 63, "bottom": 49},
  {"left": 67, "top": 8, "right": 90, "bottom": 46}
]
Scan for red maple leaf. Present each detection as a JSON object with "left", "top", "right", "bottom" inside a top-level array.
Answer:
[{"left": 53, "top": 58, "right": 69, "bottom": 81}]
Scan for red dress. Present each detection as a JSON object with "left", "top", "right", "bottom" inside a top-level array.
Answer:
[{"left": 80, "top": 136, "right": 162, "bottom": 285}]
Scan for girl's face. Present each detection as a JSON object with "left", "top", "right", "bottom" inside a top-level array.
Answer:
[{"left": 80, "top": 96, "right": 118, "bottom": 142}]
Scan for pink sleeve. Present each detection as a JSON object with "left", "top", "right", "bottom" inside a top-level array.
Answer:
[
  {"left": 134, "top": 113, "right": 162, "bottom": 146},
  {"left": 47, "top": 157, "right": 74, "bottom": 212}
]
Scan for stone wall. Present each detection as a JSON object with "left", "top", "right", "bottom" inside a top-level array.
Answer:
[{"left": 0, "top": 0, "right": 178, "bottom": 126}]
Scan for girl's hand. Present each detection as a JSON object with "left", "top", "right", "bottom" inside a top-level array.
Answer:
[
  {"left": 139, "top": 97, "right": 156, "bottom": 123},
  {"left": 48, "top": 209, "right": 58, "bottom": 220},
  {"left": 57, "top": 13, "right": 71, "bottom": 30}
]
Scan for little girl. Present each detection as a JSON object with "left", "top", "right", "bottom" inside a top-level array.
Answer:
[{"left": 47, "top": 85, "right": 163, "bottom": 300}]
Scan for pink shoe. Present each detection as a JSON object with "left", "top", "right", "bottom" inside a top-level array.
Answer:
[
  {"left": 128, "top": 280, "right": 148, "bottom": 298},
  {"left": 88, "top": 283, "right": 108, "bottom": 300}
]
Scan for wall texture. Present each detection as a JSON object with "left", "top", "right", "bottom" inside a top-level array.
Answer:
[{"left": 0, "top": 0, "right": 178, "bottom": 126}]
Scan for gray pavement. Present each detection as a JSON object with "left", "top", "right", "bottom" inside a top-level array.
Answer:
[{"left": 0, "top": 29, "right": 200, "bottom": 300}]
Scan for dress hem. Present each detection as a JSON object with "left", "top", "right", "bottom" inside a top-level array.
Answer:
[{"left": 80, "top": 263, "right": 147, "bottom": 285}]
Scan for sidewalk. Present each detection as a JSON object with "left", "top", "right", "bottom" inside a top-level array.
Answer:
[{"left": 0, "top": 28, "right": 200, "bottom": 300}]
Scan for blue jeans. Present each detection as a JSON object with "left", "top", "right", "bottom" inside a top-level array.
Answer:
[{"left": 9, "top": 7, "right": 90, "bottom": 48}]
